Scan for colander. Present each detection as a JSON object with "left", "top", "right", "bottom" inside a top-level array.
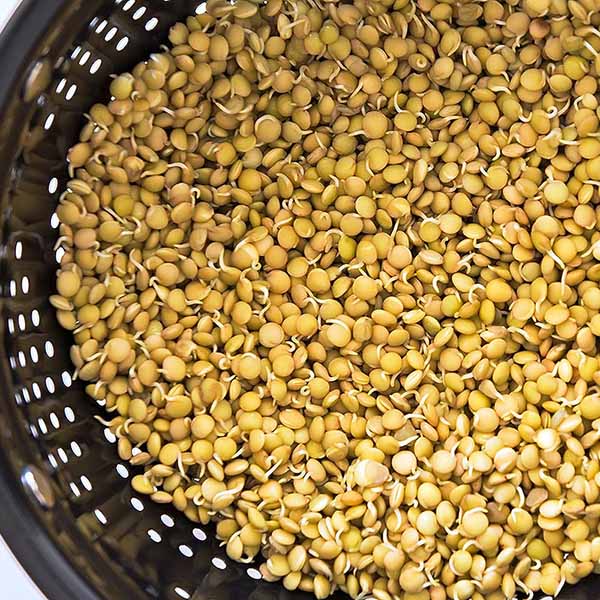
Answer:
[
  {"left": 0, "top": 1, "right": 596, "bottom": 600},
  {"left": 0, "top": 1, "right": 277, "bottom": 599}
]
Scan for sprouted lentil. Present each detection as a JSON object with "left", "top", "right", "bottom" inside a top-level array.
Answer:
[{"left": 55, "top": 0, "right": 600, "bottom": 598}]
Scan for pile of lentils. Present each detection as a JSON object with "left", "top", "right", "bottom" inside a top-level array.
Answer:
[{"left": 54, "top": 0, "right": 600, "bottom": 598}]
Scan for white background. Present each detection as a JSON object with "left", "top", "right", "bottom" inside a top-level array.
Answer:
[{"left": 1, "top": 0, "right": 48, "bottom": 597}]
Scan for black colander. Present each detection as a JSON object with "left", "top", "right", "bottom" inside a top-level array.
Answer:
[{"left": 0, "top": 1, "right": 596, "bottom": 600}]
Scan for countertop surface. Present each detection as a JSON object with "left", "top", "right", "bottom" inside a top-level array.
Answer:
[{"left": 1, "top": 0, "right": 47, "bottom": 598}]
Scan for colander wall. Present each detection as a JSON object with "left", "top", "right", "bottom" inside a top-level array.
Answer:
[{"left": 0, "top": 2, "right": 296, "bottom": 600}]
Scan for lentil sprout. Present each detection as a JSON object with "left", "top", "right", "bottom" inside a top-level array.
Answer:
[{"left": 56, "top": 0, "right": 600, "bottom": 598}]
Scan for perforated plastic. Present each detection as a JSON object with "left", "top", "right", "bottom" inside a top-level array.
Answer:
[{"left": 0, "top": 1, "right": 597, "bottom": 600}]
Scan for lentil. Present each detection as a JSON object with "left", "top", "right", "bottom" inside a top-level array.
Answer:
[{"left": 56, "top": 1, "right": 600, "bottom": 599}]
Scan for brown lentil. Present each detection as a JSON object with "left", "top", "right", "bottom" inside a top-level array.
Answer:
[{"left": 56, "top": 1, "right": 600, "bottom": 599}]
